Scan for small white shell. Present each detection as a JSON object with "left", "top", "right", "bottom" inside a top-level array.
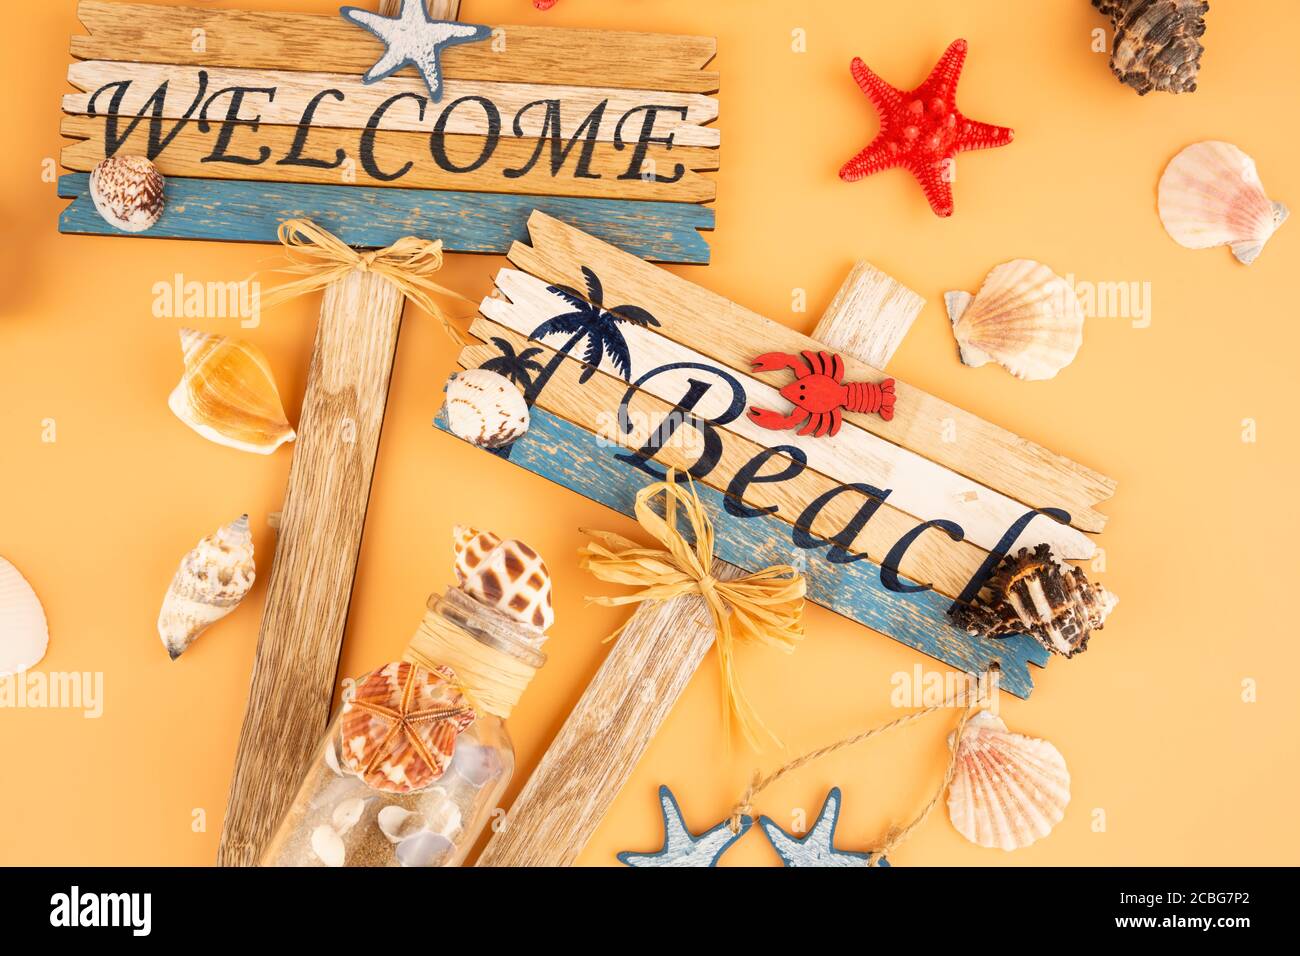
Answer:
[
  {"left": 444, "top": 368, "right": 530, "bottom": 448},
  {"left": 423, "top": 786, "right": 463, "bottom": 837},
  {"left": 945, "top": 260, "right": 1085, "bottom": 381},
  {"left": 157, "top": 515, "right": 256, "bottom": 660},
  {"left": 323, "top": 737, "right": 344, "bottom": 776},
  {"left": 947, "top": 711, "right": 1070, "bottom": 852},
  {"left": 331, "top": 797, "right": 368, "bottom": 836},
  {"left": 377, "top": 805, "right": 425, "bottom": 844},
  {"left": 310, "top": 825, "right": 345, "bottom": 868},
  {"left": 1159, "top": 141, "right": 1289, "bottom": 265},
  {"left": 89, "top": 155, "right": 165, "bottom": 233},
  {"left": 394, "top": 831, "right": 454, "bottom": 868},
  {"left": 0, "top": 556, "right": 49, "bottom": 676}
]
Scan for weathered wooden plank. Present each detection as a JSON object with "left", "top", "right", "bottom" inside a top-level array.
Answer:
[
  {"left": 72, "top": 1, "right": 719, "bottom": 94},
  {"left": 813, "top": 262, "right": 925, "bottom": 369},
  {"left": 481, "top": 268, "right": 1096, "bottom": 559},
  {"left": 57, "top": 173, "right": 713, "bottom": 264},
  {"left": 433, "top": 406, "right": 1049, "bottom": 699},
  {"left": 220, "top": 268, "right": 405, "bottom": 866},
  {"left": 508, "top": 213, "right": 1117, "bottom": 532},
  {"left": 476, "top": 559, "right": 737, "bottom": 866},
  {"left": 60, "top": 114, "right": 718, "bottom": 203},
  {"left": 64, "top": 61, "right": 720, "bottom": 148},
  {"left": 464, "top": 319, "right": 988, "bottom": 599}
]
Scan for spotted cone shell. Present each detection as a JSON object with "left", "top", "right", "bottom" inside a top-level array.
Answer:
[
  {"left": 1158, "top": 141, "right": 1289, "bottom": 265},
  {"left": 340, "top": 662, "right": 476, "bottom": 794},
  {"left": 157, "top": 515, "right": 256, "bottom": 660},
  {"left": 88, "top": 155, "right": 165, "bottom": 232},
  {"left": 947, "top": 710, "right": 1070, "bottom": 851},
  {"left": 168, "top": 329, "right": 296, "bottom": 455},
  {"left": 945, "top": 260, "right": 1085, "bottom": 381},
  {"left": 452, "top": 526, "right": 554, "bottom": 637}
]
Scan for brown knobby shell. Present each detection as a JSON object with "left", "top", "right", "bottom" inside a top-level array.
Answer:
[{"left": 1092, "top": 0, "right": 1208, "bottom": 95}]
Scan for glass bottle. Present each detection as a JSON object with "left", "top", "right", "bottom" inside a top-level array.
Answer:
[{"left": 261, "top": 586, "right": 547, "bottom": 868}]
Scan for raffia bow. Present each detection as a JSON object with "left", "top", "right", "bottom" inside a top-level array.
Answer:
[
  {"left": 257, "top": 219, "right": 473, "bottom": 344},
  {"left": 579, "top": 471, "right": 806, "bottom": 749}
]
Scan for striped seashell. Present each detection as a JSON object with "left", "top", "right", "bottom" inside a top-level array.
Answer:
[
  {"left": 452, "top": 526, "right": 554, "bottom": 636},
  {"left": 947, "top": 710, "right": 1070, "bottom": 851},
  {"left": 157, "top": 515, "right": 256, "bottom": 660},
  {"left": 0, "top": 556, "right": 49, "bottom": 676},
  {"left": 168, "top": 329, "right": 296, "bottom": 455},
  {"left": 89, "top": 155, "right": 165, "bottom": 232},
  {"left": 340, "top": 662, "right": 476, "bottom": 794}
]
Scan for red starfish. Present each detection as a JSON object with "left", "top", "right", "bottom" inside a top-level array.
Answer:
[{"left": 839, "top": 39, "right": 1014, "bottom": 218}]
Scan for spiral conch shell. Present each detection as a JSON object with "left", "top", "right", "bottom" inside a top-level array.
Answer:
[
  {"left": 945, "top": 260, "right": 1085, "bottom": 381},
  {"left": 157, "top": 515, "right": 256, "bottom": 660},
  {"left": 168, "top": 329, "right": 296, "bottom": 455},
  {"left": 0, "top": 556, "right": 49, "bottom": 676},
  {"left": 1158, "top": 141, "right": 1289, "bottom": 265},
  {"left": 947, "top": 710, "right": 1070, "bottom": 852},
  {"left": 452, "top": 526, "right": 554, "bottom": 637}
]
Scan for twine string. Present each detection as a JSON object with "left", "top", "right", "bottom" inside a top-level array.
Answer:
[
  {"left": 404, "top": 608, "right": 540, "bottom": 719},
  {"left": 255, "top": 218, "right": 474, "bottom": 345},
  {"left": 579, "top": 470, "right": 806, "bottom": 750},
  {"left": 728, "top": 673, "right": 993, "bottom": 866}
]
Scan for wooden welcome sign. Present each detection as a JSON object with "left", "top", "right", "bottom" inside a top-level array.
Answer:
[
  {"left": 60, "top": 0, "right": 719, "bottom": 262},
  {"left": 55, "top": 0, "right": 721, "bottom": 866}
]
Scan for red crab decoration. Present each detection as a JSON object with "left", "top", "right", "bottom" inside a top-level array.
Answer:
[{"left": 749, "top": 351, "right": 895, "bottom": 438}]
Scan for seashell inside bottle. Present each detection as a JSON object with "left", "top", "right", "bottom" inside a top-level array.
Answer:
[{"left": 262, "top": 528, "right": 554, "bottom": 867}]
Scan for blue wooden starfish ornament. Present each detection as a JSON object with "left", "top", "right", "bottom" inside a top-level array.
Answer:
[
  {"left": 757, "top": 788, "right": 890, "bottom": 867},
  {"left": 618, "top": 786, "right": 752, "bottom": 867},
  {"left": 340, "top": 0, "right": 491, "bottom": 103}
]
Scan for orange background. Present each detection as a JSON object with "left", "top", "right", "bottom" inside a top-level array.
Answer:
[{"left": 2, "top": 0, "right": 1298, "bottom": 866}]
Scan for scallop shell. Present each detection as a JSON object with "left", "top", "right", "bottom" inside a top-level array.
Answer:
[
  {"left": 331, "top": 797, "right": 368, "bottom": 836},
  {"left": 947, "top": 710, "right": 1070, "bottom": 851},
  {"left": 0, "top": 556, "right": 49, "bottom": 676},
  {"left": 443, "top": 368, "right": 530, "bottom": 448},
  {"left": 1158, "top": 141, "right": 1289, "bottom": 265},
  {"left": 339, "top": 662, "right": 476, "bottom": 793},
  {"left": 310, "top": 824, "right": 345, "bottom": 867},
  {"left": 89, "top": 155, "right": 165, "bottom": 232},
  {"left": 945, "top": 260, "right": 1085, "bottom": 381},
  {"left": 157, "top": 515, "right": 256, "bottom": 660},
  {"left": 452, "top": 526, "right": 554, "bottom": 635},
  {"left": 168, "top": 329, "right": 296, "bottom": 455}
]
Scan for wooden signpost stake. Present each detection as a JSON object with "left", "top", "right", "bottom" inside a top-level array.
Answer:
[
  {"left": 475, "top": 261, "right": 926, "bottom": 867},
  {"left": 217, "top": 0, "right": 459, "bottom": 870}
]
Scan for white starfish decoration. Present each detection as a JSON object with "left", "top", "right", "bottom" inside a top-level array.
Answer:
[
  {"left": 757, "top": 788, "right": 890, "bottom": 867},
  {"left": 340, "top": 0, "right": 491, "bottom": 103},
  {"left": 618, "top": 786, "right": 752, "bottom": 867}
]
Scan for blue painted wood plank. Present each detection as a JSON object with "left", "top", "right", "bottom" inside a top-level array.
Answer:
[
  {"left": 57, "top": 174, "right": 713, "bottom": 264},
  {"left": 433, "top": 406, "right": 1050, "bottom": 698}
]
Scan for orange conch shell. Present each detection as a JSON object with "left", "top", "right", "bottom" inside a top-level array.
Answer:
[
  {"left": 452, "top": 526, "right": 554, "bottom": 637},
  {"left": 168, "top": 329, "right": 296, "bottom": 454},
  {"left": 340, "top": 662, "right": 476, "bottom": 794}
]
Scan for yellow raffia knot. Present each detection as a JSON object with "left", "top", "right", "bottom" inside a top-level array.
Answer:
[
  {"left": 257, "top": 218, "right": 472, "bottom": 344},
  {"left": 579, "top": 470, "right": 806, "bottom": 750}
]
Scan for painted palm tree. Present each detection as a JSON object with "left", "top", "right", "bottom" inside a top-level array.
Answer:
[
  {"left": 480, "top": 337, "right": 545, "bottom": 392},
  {"left": 524, "top": 266, "right": 660, "bottom": 404}
]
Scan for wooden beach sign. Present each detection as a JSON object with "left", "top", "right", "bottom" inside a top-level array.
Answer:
[
  {"left": 57, "top": 0, "right": 720, "bottom": 865},
  {"left": 435, "top": 212, "right": 1117, "bottom": 865}
]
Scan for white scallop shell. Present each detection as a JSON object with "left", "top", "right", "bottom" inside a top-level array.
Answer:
[
  {"left": 945, "top": 260, "right": 1085, "bottom": 381},
  {"left": 1158, "top": 141, "right": 1289, "bottom": 265},
  {"left": 444, "top": 368, "right": 530, "bottom": 448},
  {"left": 0, "top": 556, "right": 49, "bottom": 676},
  {"left": 157, "top": 515, "right": 256, "bottom": 660},
  {"left": 89, "top": 155, "right": 165, "bottom": 233},
  {"left": 310, "top": 824, "right": 345, "bottom": 867},
  {"left": 377, "top": 805, "right": 425, "bottom": 844},
  {"left": 947, "top": 710, "right": 1070, "bottom": 851}
]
